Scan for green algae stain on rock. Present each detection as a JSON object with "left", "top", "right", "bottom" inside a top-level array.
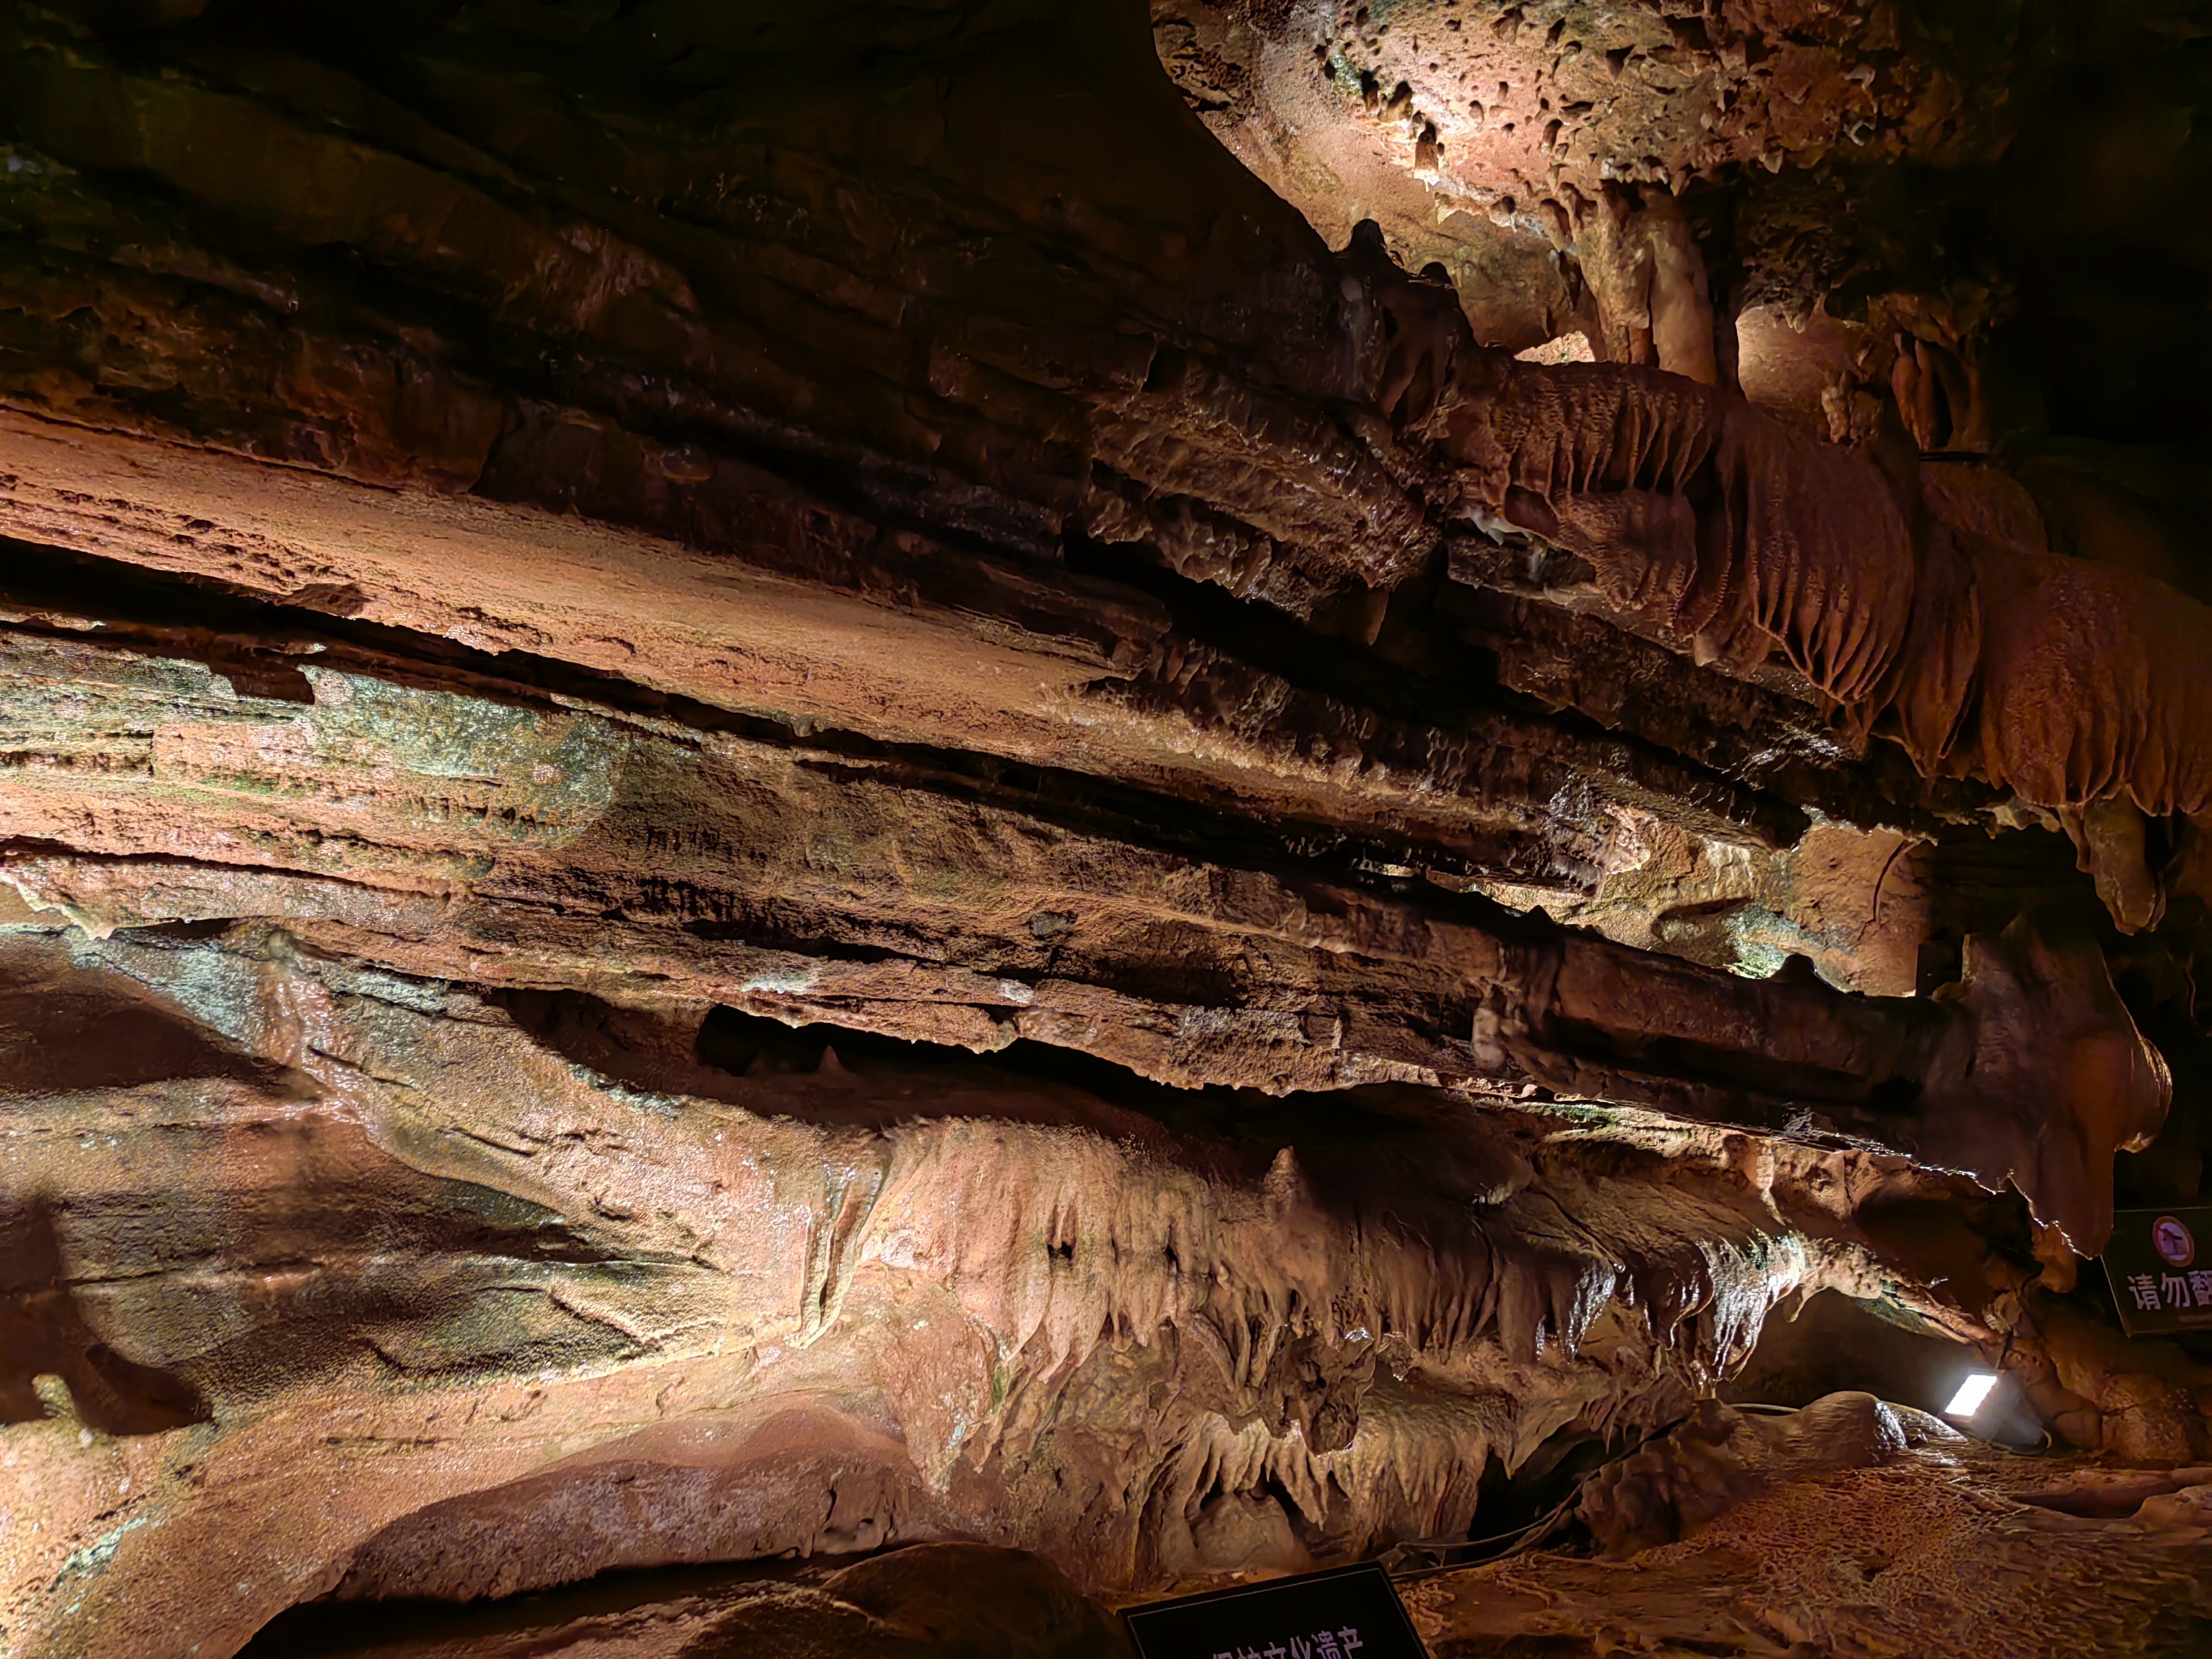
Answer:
[
  {"left": 1, "top": 635, "right": 625, "bottom": 865},
  {"left": 300, "top": 668, "right": 622, "bottom": 847}
]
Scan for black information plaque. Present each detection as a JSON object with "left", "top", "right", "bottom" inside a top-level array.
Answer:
[
  {"left": 2102, "top": 1205, "right": 2212, "bottom": 1337},
  {"left": 1122, "top": 1561, "right": 1428, "bottom": 1659}
]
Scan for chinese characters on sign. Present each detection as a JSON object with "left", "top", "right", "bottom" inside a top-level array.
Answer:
[
  {"left": 2102, "top": 1208, "right": 2212, "bottom": 1338},
  {"left": 2123, "top": 1271, "right": 2212, "bottom": 1312},
  {"left": 1123, "top": 1561, "right": 1427, "bottom": 1659},
  {"left": 1210, "top": 1630, "right": 1365, "bottom": 1659}
]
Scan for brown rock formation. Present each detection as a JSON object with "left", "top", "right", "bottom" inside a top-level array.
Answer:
[
  {"left": 1407, "top": 1395, "right": 2212, "bottom": 1655},
  {"left": 1, "top": 2, "right": 2208, "bottom": 1656},
  {"left": 2, "top": 913, "right": 2026, "bottom": 1651},
  {"left": 1441, "top": 353, "right": 2212, "bottom": 927}
]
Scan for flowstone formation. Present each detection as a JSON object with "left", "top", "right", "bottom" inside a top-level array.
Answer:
[{"left": 2, "top": 2, "right": 2209, "bottom": 1656}]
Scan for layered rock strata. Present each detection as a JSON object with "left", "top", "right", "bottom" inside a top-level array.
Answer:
[
  {"left": 4, "top": 911, "right": 1994, "bottom": 1653},
  {"left": 0, "top": 2, "right": 2207, "bottom": 1656}
]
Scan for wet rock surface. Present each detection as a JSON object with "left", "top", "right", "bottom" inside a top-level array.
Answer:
[{"left": 0, "top": 2, "right": 2208, "bottom": 1656}]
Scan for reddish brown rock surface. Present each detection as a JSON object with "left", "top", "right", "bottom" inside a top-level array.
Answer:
[{"left": 1, "top": 2, "right": 2208, "bottom": 1656}]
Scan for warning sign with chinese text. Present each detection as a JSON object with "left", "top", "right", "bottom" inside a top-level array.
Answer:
[
  {"left": 1122, "top": 1561, "right": 1428, "bottom": 1659},
  {"left": 2102, "top": 1206, "right": 2212, "bottom": 1337}
]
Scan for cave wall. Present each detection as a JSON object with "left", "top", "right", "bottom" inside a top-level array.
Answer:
[{"left": 1, "top": 2, "right": 2209, "bottom": 1655}]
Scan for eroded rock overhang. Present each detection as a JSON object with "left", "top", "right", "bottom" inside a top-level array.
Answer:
[{"left": 1, "top": 2, "right": 2209, "bottom": 1655}]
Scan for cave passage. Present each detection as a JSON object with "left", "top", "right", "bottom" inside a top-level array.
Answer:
[{"left": 3, "top": 2, "right": 2210, "bottom": 1656}]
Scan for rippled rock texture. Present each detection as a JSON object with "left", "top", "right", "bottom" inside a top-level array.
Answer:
[
  {"left": 0, "top": 915, "right": 1964, "bottom": 1645},
  {"left": 2, "top": 2, "right": 2209, "bottom": 1656},
  {"left": 1407, "top": 1396, "right": 2212, "bottom": 1656}
]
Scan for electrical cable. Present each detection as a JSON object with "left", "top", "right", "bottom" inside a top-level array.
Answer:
[
  {"left": 1381, "top": 1488, "right": 1585, "bottom": 1582},
  {"left": 1380, "top": 1393, "right": 2073, "bottom": 1583}
]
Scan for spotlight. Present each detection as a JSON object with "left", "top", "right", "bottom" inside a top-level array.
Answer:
[{"left": 1943, "top": 1371, "right": 1999, "bottom": 1419}]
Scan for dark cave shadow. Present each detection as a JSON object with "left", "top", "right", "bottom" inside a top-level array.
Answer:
[
  {"left": 500, "top": 990, "right": 1547, "bottom": 1225},
  {"left": 239, "top": 1541, "right": 1143, "bottom": 1658},
  {"left": 0, "top": 1196, "right": 211, "bottom": 1434},
  {"left": 0, "top": 926, "right": 307, "bottom": 1096}
]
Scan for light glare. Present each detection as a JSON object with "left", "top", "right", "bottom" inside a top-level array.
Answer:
[{"left": 1944, "top": 1371, "right": 1999, "bottom": 1418}]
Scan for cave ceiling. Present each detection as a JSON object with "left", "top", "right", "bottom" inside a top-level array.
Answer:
[{"left": 1, "top": 2, "right": 2209, "bottom": 1655}]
